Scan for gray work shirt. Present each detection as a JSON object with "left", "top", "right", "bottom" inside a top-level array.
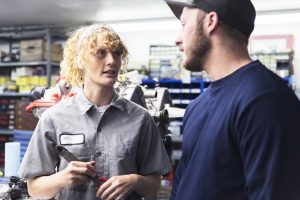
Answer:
[{"left": 18, "top": 88, "right": 172, "bottom": 200}]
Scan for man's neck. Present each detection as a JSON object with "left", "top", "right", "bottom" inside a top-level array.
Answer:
[{"left": 204, "top": 43, "right": 252, "bottom": 81}]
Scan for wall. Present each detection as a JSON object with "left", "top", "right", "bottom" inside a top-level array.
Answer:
[{"left": 111, "top": 21, "right": 181, "bottom": 69}]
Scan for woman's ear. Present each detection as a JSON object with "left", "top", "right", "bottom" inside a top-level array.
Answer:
[
  {"left": 77, "top": 53, "right": 88, "bottom": 71},
  {"left": 76, "top": 57, "right": 84, "bottom": 69}
]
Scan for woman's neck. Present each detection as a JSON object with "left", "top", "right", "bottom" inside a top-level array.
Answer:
[{"left": 83, "top": 85, "right": 115, "bottom": 107}]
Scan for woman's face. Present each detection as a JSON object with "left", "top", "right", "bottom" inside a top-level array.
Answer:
[{"left": 83, "top": 35, "right": 122, "bottom": 89}]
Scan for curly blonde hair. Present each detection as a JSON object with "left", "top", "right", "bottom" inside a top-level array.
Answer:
[{"left": 60, "top": 24, "right": 129, "bottom": 87}]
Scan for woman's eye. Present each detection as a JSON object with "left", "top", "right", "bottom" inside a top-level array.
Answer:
[
  {"left": 114, "top": 50, "right": 122, "bottom": 57},
  {"left": 96, "top": 49, "right": 106, "bottom": 57}
]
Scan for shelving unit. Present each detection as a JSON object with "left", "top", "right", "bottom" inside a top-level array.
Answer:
[
  {"left": 0, "top": 28, "right": 66, "bottom": 92},
  {"left": 0, "top": 129, "right": 14, "bottom": 136},
  {"left": 0, "top": 27, "right": 67, "bottom": 143},
  {"left": 147, "top": 44, "right": 212, "bottom": 163},
  {"left": 142, "top": 78, "right": 210, "bottom": 108},
  {"left": 0, "top": 93, "right": 30, "bottom": 98},
  {"left": 142, "top": 78, "right": 210, "bottom": 161},
  {"left": 0, "top": 61, "right": 60, "bottom": 68},
  {"left": 251, "top": 51, "right": 294, "bottom": 86},
  {"left": 148, "top": 45, "right": 182, "bottom": 79}
]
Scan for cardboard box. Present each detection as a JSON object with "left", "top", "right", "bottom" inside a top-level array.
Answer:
[
  {"left": 20, "top": 39, "right": 44, "bottom": 49},
  {"left": 16, "top": 76, "right": 31, "bottom": 86},
  {"left": 16, "top": 67, "right": 34, "bottom": 76},
  {"left": 43, "top": 52, "right": 63, "bottom": 62},
  {"left": 44, "top": 43, "right": 63, "bottom": 54},
  {"left": 20, "top": 39, "right": 63, "bottom": 62},
  {"left": 18, "top": 85, "right": 33, "bottom": 93},
  {"left": 14, "top": 99, "right": 38, "bottom": 130},
  {"left": 20, "top": 51, "right": 43, "bottom": 62},
  {"left": 0, "top": 76, "right": 10, "bottom": 85}
]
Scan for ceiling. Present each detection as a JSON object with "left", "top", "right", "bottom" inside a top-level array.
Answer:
[{"left": 1, "top": 0, "right": 300, "bottom": 27}]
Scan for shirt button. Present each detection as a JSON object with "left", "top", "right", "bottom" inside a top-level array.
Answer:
[{"left": 95, "top": 152, "right": 102, "bottom": 157}]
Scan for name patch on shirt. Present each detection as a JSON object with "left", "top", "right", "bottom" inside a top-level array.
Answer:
[{"left": 59, "top": 133, "right": 85, "bottom": 145}]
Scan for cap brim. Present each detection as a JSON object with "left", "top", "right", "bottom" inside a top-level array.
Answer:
[{"left": 165, "top": 0, "right": 192, "bottom": 19}]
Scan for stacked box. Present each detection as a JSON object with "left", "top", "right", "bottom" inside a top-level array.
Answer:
[
  {"left": 43, "top": 43, "right": 63, "bottom": 62},
  {"left": 20, "top": 39, "right": 44, "bottom": 61},
  {"left": 15, "top": 76, "right": 47, "bottom": 93},
  {"left": 14, "top": 130, "right": 33, "bottom": 162},
  {"left": 20, "top": 39, "right": 63, "bottom": 62},
  {"left": 14, "top": 99, "right": 38, "bottom": 130},
  {"left": 0, "top": 134, "right": 13, "bottom": 168},
  {"left": 0, "top": 99, "right": 15, "bottom": 130},
  {"left": 0, "top": 76, "right": 10, "bottom": 86}
]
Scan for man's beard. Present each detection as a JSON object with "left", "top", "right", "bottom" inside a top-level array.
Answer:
[{"left": 182, "top": 19, "right": 212, "bottom": 72}]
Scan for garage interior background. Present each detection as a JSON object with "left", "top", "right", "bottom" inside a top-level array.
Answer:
[
  {"left": 0, "top": 0, "right": 299, "bottom": 85},
  {"left": 0, "top": 0, "right": 299, "bottom": 88},
  {"left": 0, "top": 0, "right": 299, "bottom": 196}
]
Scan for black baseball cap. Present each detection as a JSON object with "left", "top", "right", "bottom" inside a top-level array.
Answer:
[{"left": 165, "top": 0, "right": 256, "bottom": 38}]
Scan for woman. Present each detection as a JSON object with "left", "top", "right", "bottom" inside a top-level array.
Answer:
[{"left": 18, "top": 24, "right": 172, "bottom": 200}]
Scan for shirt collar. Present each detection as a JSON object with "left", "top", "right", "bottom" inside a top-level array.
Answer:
[
  {"left": 75, "top": 87, "right": 126, "bottom": 115},
  {"left": 110, "top": 92, "right": 126, "bottom": 112}
]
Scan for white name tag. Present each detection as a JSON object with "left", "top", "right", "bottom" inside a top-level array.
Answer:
[{"left": 60, "top": 133, "right": 85, "bottom": 145}]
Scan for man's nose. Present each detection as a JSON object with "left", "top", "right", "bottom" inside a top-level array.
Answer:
[{"left": 175, "top": 35, "right": 182, "bottom": 46}]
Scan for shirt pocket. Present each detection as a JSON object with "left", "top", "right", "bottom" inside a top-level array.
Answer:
[
  {"left": 58, "top": 132, "right": 92, "bottom": 162},
  {"left": 66, "top": 144, "right": 92, "bottom": 162},
  {"left": 112, "top": 135, "right": 136, "bottom": 166}
]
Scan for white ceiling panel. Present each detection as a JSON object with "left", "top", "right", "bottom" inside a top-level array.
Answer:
[{"left": 0, "top": 0, "right": 299, "bottom": 27}]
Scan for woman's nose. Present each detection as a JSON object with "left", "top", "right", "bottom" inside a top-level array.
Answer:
[{"left": 105, "top": 52, "right": 116, "bottom": 64}]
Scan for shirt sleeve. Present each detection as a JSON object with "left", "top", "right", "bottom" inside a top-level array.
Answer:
[
  {"left": 18, "top": 111, "right": 60, "bottom": 179},
  {"left": 136, "top": 112, "right": 172, "bottom": 176},
  {"left": 237, "top": 90, "right": 300, "bottom": 200}
]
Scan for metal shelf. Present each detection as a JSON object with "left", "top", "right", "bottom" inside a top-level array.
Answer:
[
  {"left": 0, "top": 61, "right": 60, "bottom": 67},
  {"left": 0, "top": 92, "right": 30, "bottom": 97},
  {"left": 0, "top": 28, "right": 66, "bottom": 87},
  {"left": 171, "top": 135, "right": 183, "bottom": 142},
  {"left": 0, "top": 129, "right": 14, "bottom": 135}
]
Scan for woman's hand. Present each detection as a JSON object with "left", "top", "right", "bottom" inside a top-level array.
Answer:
[
  {"left": 60, "top": 160, "right": 96, "bottom": 187},
  {"left": 96, "top": 174, "right": 138, "bottom": 200}
]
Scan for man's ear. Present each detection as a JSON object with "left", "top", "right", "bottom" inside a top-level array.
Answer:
[{"left": 205, "top": 11, "right": 220, "bottom": 35}]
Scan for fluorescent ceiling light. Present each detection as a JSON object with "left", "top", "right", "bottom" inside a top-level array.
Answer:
[
  {"left": 256, "top": 12, "right": 300, "bottom": 24},
  {"left": 108, "top": 20, "right": 181, "bottom": 32}
]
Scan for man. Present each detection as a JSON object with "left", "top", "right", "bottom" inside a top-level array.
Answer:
[{"left": 164, "top": 0, "right": 300, "bottom": 199}]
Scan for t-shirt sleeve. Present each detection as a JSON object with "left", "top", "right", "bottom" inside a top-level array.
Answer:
[
  {"left": 136, "top": 112, "right": 172, "bottom": 176},
  {"left": 237, "top": 90, "right": 300, "bottom": 200},
  {"left": 18, "top": 111, "right": 60, "bottom": 179}
]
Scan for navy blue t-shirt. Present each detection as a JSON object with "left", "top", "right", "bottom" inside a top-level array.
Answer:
[{"left": 171, "top": 61, "right": 300, "bottom": 200}]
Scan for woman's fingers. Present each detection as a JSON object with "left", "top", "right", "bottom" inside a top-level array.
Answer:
[{"left": 62, "top": 161, "right": 96, "bottom": 186}]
